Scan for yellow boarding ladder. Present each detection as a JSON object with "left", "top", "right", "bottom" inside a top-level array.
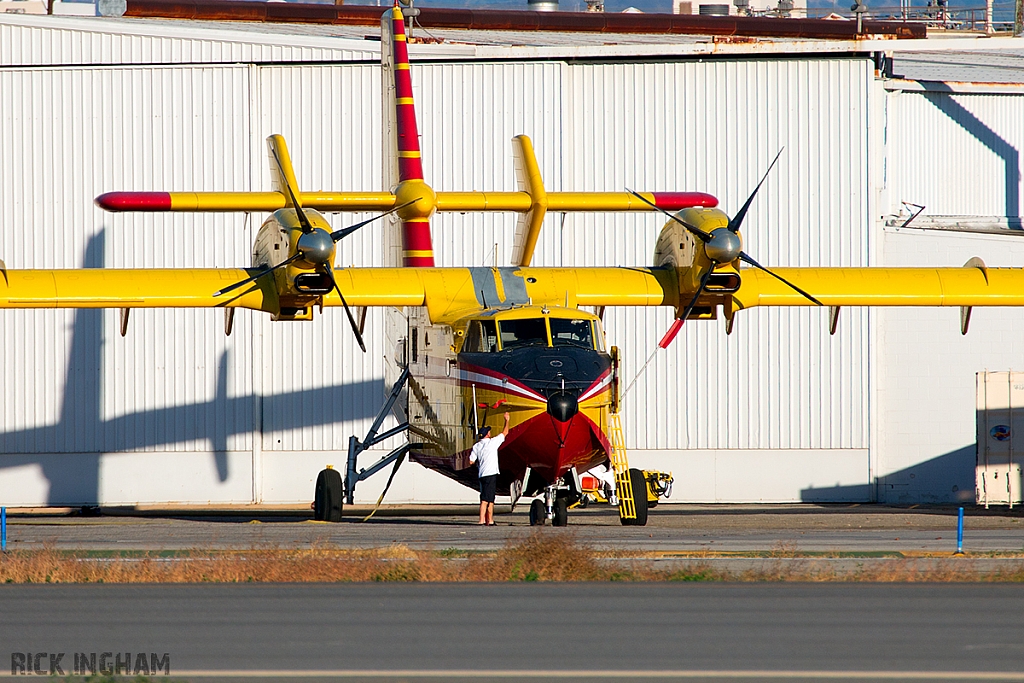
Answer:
[{"left": 608, "top": 412, "right": 636, "bottom": 522}]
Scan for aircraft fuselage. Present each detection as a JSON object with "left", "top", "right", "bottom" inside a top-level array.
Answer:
[{"left": 404, "top": 305, "right": 616, "bottom": 497}]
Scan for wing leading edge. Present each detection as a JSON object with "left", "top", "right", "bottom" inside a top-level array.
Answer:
[{"left": 5, "top": 265, "right": 1024, "bottom": 325}]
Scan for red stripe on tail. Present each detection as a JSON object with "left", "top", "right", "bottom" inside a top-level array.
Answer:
[{"left": 391, "top": 13, "right": 424, "bottom": 183}]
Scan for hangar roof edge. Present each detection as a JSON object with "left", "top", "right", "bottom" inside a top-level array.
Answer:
[{"left": 1, "top": 12, "right": 1021, "bottom": 67}]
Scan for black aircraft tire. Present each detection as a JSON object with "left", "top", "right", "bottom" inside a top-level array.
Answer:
[
  {"left": 314, "top": 468, "right": 344, "bottom": 523},
  {"left": 553, "top": 496, "right": 569, "bottom": 527},
  {"left": 529, "top": 499, "right": 546, "bottom": 526},
  {"left": 628, "top": 468, "right": 649, "bottom": 527},
  {"left": 619, "top": 469, "right": 650, "bottom": 527}
]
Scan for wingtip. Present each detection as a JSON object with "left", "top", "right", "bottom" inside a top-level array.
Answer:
[{"left": 95, "top": 192, "right": 172, "bottom": 212}]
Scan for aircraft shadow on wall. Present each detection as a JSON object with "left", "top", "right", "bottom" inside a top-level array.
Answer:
[{"left": 0, "top": 231, "right": 382, "bottom": 506}]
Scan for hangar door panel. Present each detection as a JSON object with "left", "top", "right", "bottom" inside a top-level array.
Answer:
[
  {"left": 253, "top": 62, "right": 567, "bottom": 453},
  {"left": 886, "top": 88, "right": 1024, "bottom": 224},
  {"left": 254, "top": 64, "right": 393, "bottom": 454},
  {"left": 0, "top": 65, "right": 257, "bottom": 505},
  {"left": 563, "top": 59, "right": 872, "bottom": 454},
  {"left": 0, "top": 65, "right": 256, "bottom": 457}
]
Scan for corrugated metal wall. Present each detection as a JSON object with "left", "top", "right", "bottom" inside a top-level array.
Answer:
[
  {"left": 886, "top": 87, "right": 1024, "bottom": 222},
  {"left": 562, "top": 59, "right": 871, "bottom": 454},
  {"left": 0, "top": 66, "right": 254, "bottom": 456},
  {"left": 0, "top": 15, "right": 384, "bottom": 66},
  {"left": 877, "top": 229, "right": 1024, "bottom": 504},
  {"left": 876, "top": 83, "right": 1024, "bottom": 504},
  {"left": 0, "top": 34, "right": 877, "bottom": 504},
  {"left": 0, "top": 65, "right": 258, "bottom": 504}
]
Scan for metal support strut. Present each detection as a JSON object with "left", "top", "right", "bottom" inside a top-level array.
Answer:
[{"left": 345, "top": 367, "right": 412, "bottom": 505}]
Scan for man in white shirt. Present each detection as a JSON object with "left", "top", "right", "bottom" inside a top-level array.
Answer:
[{"left": 469, "top": 412, "right": 511, "bottom": 526}]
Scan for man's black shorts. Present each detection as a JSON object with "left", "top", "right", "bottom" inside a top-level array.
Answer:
[{"left": 479, "top": 475, "right": 498, "bottom": 503}]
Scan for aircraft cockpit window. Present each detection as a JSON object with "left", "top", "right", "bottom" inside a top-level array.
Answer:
[
  {"left": 550, "top": 318, "right": 595, "bottom": 349},
  {"left": 499, "top": 318, "right": 547, "bottom": 350},
  {"left": 463, "top": 320, "right": 498, "bottom": 353},
  {"left": 463, "top": 322, "right": 481, "bottom": 352}
]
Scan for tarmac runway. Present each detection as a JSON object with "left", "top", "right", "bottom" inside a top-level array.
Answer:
[
  {"left": 4, "top": 506, "right": 1024, "bottom": 682},
  {"left": 5, "top": 504, "right": 1024, "bottom": 576},
  {"left": 5, "top": 504, "right": 1024, "bottom": 556},
  {"left": 2, "top": 583, "right": 1024, "bottom": 682}
]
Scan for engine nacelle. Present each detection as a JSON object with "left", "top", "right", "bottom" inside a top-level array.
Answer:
[{"left": 653, "top": 207, "right": 741, "bottom": 319}]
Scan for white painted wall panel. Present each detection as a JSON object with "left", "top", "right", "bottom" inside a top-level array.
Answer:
[
  {"left": 876, "top": 228, "right": 1024, "bottom": 504},
  {"left": 13, "top": 29, "right": 1019, "bottom": 505},
  {"left": 0, "top": 15, "right": 383, "bottom": 66},
  {"left": 254, "top": 65, "right": 394, "bottom": 455},
  {"left": 886, "top": 89, "right": 1024, "bottom": 222},
  {"left": 417, "top": 61, "right": 566, "bottom": 269},
  {"left": 563, "top": 59, "right": 872, "bottom": 455},
  {"left": 0, "top": 66, "right": 257, "bottom": 505},
  {"left": 261, "top": 451, "right": 478, "bottom": 505},
  {"left": 637, "top": 449, "right": 870, "bottom": 503},
  {"left": 0, "top": 55, "right": 878, "bottom": 505}
]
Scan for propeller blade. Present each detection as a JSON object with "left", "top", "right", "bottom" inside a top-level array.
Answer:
[
  {"left": 738, "top": 251, "right": 823, "bottom": 306},
  {"left": 727, "top": 147, "right": 784, "bottom": 234},
  {"left": 268, "top": 144, "right": 316, "bottom": 235},
  {"left": 213, "top": 253, "right": 303, "bottom": 298},
  {"left": 626, "top": 188, "right": 714, "bottom": 243},
  {"left": 323, "top": 266, "right": 367, "bottom": 353},
  {"left": 658, "top": 260, "right": 717, "bottom": 349},
  {"left": 329, "top": 198, "right": 421, "bottom": 243}
]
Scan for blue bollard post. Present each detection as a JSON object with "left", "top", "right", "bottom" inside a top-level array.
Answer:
[
  {"left": 1, "top": 506, "right": 5, "bottom": 552},
  {"left": 955, "top": 506, "right": 964, "bottom": 555}
]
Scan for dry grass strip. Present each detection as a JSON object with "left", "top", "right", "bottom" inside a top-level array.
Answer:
[{"left": 2, "top": 532, "right": 1024, "bottom": 584}]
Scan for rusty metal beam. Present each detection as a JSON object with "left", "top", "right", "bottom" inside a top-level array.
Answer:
[{"left": 122, "top": 1, "right": 926, "bottom": 39}]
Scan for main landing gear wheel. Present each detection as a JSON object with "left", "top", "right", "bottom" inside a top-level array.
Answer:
[
  {"left": 620, "top": 468, "right": 649, "bottom": 527},
  {"left": 314, "top": 468, "right": 344, "bottom": 522},
  {"left": 552, "top": 496, "right": 569, "bottom": 527},
  {"left": 529, "top": 499, "right": 546, "bottom": 526}
]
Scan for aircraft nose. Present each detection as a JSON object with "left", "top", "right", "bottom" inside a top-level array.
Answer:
[{"left": 547, "top": 392, "right": 579, "bottom": 423}]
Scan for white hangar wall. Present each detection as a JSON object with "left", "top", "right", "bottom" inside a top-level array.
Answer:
[
  {"left": 0, "top": 51, "right": 874, "bottom": 506},
  {"left": 1, "top": 17, "right": 1020, "bottom": 506},
  {"left": 874, "top": 83, "right": 1024, "bottom": 504}
]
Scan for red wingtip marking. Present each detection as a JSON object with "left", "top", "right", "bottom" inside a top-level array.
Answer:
[
  {"left": 95, "top": 192, "right": 173, "bottom": 212},
  {"left": 658, "top": 318, "right": 685, "bottom": 349},
  {"left": 651, "top": 192, "right": 719, "bottom": 210}
]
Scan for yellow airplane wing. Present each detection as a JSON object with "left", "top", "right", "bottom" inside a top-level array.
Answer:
[
  {"left": 0, "top": 267, "right": 273, "bottom": 311},
  {"left": 733, "top": 266, "right": 1024, "bottom": 309},
  {"left": 0, "top": 265, "right": 669, "bottom": 314},
  {"left": 7, "top": 263, "right": 1024, "bottom": 326}
]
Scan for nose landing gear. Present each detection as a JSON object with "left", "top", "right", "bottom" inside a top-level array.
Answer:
[{"left": 527, "top": 468, "right": 581, "bottom": 527}]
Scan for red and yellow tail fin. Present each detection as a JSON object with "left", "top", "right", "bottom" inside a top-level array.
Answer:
[
  {"left": 383, "top": 3, "right": 435, "bottom": 267},
  {"left": 389, "top": 7, "right": 423, "bottom": 185}
]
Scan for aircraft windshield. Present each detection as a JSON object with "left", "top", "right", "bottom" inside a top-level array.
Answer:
[
  {"left": 550, "top": 318, "right": 595, "bottom": 349},
  {"left": 462, "top": 320, "right": 498, "bottom": 353},
  {"left": 499, "top": 318, "right": 548, "bottom": 350}
]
